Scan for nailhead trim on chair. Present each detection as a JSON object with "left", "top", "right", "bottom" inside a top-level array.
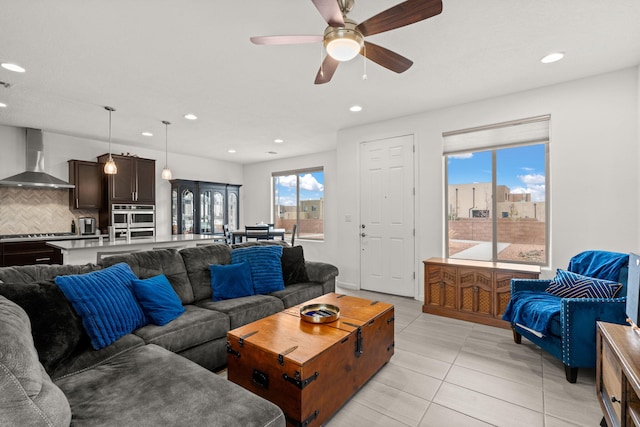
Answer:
[{"left": 561, "top": 297, "right": 624, "bottom": 366}]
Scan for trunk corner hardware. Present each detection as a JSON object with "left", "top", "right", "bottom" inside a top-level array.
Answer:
[
  {"left": 226, "top": 342, "right": 240, "bottom": 358},
  {"left": 283, "top": 371, "right": 319, "bottom": 390}
]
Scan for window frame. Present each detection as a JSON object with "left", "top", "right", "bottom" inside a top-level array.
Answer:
[
  {"left": 443, "top": 116, "right": 550, "bottom": 266},
  {"left": 272, "top": 166, "right": 325, "bottom": 241}
]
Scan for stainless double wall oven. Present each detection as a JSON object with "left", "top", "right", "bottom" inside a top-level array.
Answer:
[{"left": 111, "top": 204, "right": 155, "bottom": 238}]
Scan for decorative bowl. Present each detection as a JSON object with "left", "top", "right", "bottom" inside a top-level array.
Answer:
[{"left": 300, "top": 303, "right": 340, "bottom": 323}]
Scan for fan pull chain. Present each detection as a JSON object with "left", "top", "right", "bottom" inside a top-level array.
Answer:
[
  {"left": 362, "top": 44, "right": 368, "bottom": 80},
  {"left": 320, "top": 43, "right": 325, "bottom": 78}
]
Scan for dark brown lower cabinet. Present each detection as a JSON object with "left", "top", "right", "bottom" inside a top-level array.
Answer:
[{"left": 0, "top": 241, "right": 63, "bottom": 267}]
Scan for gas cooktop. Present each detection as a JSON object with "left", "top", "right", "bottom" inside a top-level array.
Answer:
[{"left": 0, "top": 232, "right": 76, "bottom": 242}]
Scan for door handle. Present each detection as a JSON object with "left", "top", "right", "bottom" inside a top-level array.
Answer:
[{"left": 361, "top": 232, "right": 366, "bottom": 237}]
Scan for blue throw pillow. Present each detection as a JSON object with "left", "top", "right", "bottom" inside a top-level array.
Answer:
[
  {"left": 55, "top": 263, "right": 147, "bottom": 350},
  {"left": 231, "top": 245, "right": 285, "bottom": 294},
  {"left": 209, "top": 262, "right": 254, "bottom": 301},
  {"left": 546, "top": 269, "right": 622, "bottom": 299},
  {"left": 131, "top": 274, "right": 185, "bottom": 326}
]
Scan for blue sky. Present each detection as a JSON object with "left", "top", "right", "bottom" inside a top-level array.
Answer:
[
  {"left": 274, "top": 171, "right": 324, "bottom": 206},
  {"left": 448, "top": 144, "right": 546, "bottom": 201}
]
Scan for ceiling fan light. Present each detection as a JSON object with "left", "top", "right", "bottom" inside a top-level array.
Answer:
[
  {"left": 327, "top": 38, "right": 361, "bottom": 61},
  {"left": 324, "top": 22, "right": 364, "bottom": 62}
]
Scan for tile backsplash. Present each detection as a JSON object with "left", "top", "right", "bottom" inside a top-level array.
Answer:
[{"left": 0, "top": 187, "right": 98, "bottom": 234}]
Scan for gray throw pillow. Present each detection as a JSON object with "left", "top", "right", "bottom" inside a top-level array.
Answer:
[{"left": 0, "top": 280, "right": 89, "bottom": 374}]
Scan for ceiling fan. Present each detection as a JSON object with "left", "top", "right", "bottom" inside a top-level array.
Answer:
[{"left": 250, "top": 0, "right": 443, "bottom": 84}]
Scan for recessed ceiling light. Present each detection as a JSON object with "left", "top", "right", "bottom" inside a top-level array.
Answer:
[
  {"left": 350, "top": 105, "right": 362, "bottom": 112},
  {"left": 141, "top": 132, "right": 153, "bottom": 137},
  {"left": 184, "top": 113, "right": 197, "bottom": 120},
  {"left": 0, "top": 102, "right": 6, "bottom": 108},
  {"left": 274, "top": 138, "right": 284, "bottom": 143},
  {"left": 228, "top": 149, "right": 236, "bottom": 153},
  {"left": 1, "top": 63, "right": 25, "bottom": 73},
  {"left": 540, "top": 52, "right": 565, "bottom": 64}
]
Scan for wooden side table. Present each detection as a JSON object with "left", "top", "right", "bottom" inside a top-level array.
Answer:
[{"left": 597, "top": 322, "right": 640, "bottom": 427}]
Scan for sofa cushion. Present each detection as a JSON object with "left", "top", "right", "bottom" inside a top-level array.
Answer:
[
  {"left": 132, "top": 274, "right": 185, "bottom": 326},
  {"left": 197, "top": 295, "right": 284, "bottom": 329},
  {"left": 546, "top": 269, "right": 622, "bottom": 299},
  {"left": 54, "top": 344, "right": 284, "bottom": 427},
  {"left": 133, "top": 305, "right": 229, "bottom": 353},
  {"left": 209, "top": 262, "right": 254, "bottom": 301},
  {"left": 0, "top": 263, "right": 99, "bottom": 284},
  {"left": 101, "top": 248, "right": 195, "bottom": 305},
  {"left": 269, "top": 282, "right": 325, "bottom": 309},
  {"left": 55, "top": 263, "right": 147, "bottom": 350},
  {"left": 179, "top": 243, "right": 232, "bottom": 302},
  {"left": 231, "top": 245, "right": 285, "bottom": 294},
  {"left": 0, "top": 296, "right": 72, "bottom": 427},
  {"left": 281, "top": 245, "right": 310, "bottom": 286},
  {"left": 51, "top": 333, "right": 145, "bottom": 380},
  {"left": 0, "top": 280, "right": 88, "bottom": 374}
]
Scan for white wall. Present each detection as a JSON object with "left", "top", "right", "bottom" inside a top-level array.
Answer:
[
  {"left": 241, "top": 150, "right": 338, "bottom": 266},
  {"left": 0, "top": 125, "right": 244, "bottom": 235},
  {"left": 337, "top": 67, "right": 640, "bottom": 298}
]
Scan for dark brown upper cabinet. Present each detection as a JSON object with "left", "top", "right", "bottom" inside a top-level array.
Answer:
[
  {"left": 68, "top": 160, "right": 102, "bottom": 209},
  {"left": 97, "top": 154, "right": 155, "bottom": 205}
]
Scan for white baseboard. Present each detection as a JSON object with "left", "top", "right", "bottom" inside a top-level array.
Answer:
[{"left": 336, "top": 281, "right": 358, "bottom": 290}]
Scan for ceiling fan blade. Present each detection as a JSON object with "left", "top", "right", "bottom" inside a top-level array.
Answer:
[
  {"left": 250, "top": 35, "right": 324, "bottom": 45},
  {"left": 362, "top": 41, "right": 413, "bottom": 73},
  {"left": 356, "top": 0, "right": 442, "bottom": 37},
  {"left": 311, "top": 0, "right": 345, "bottom": 27},
  {"left": 314, "top": 55, "right": 340, "bottom": 84}
]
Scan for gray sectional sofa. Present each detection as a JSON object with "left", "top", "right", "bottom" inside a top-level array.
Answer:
[{"left": 0, "top": 241, "right": 339, "bottom": 426}]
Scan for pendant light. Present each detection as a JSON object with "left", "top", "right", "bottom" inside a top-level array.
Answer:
[
  {"left": 161, "top": 120, "right": 172, "bottom": 180},
  {"left": 103, "top": 106, "right": 117, "bottom": 174}
]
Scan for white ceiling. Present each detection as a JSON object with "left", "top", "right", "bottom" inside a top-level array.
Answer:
[{"left": 1, "top": 0, "right": 639, "bottom": 164}]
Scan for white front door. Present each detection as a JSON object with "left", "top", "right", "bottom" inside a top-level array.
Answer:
[{"left": 359, "top": 135, "right": 415, "bottom": 296}]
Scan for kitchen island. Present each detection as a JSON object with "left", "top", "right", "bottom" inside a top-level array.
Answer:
[{"left": 47, "top": 234, "right": 224, "bottom": 265}]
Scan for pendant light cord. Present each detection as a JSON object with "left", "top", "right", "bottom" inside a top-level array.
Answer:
[
  {"left": 105, "top": 106, "right": 115, "bottom": 158},
  {"left": 161, "top": 120, "right": 172, "bottom": 179}
]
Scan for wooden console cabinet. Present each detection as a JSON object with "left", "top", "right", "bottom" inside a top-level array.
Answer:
[
  {"left": 597, "top": 322, "right": 640, "bottom": 427},
  {"left": 422, "top": 258, "right": 540, "bottom": 328}
]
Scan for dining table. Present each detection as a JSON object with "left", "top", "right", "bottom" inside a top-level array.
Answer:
[{"left": 230, "top": 228, "right": 285, "bottom": 244}]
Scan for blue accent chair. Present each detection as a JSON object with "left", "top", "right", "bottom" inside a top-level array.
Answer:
[{"left": 507, "top": 251, "right": 629, "bottom": 383}]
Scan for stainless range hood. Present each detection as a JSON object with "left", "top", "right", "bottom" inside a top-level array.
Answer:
[{"left": 0, "top": 128, "right": 75, "bottom": 189}]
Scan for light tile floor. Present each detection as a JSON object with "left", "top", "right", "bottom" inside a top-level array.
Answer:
[{"left": 322, "top": 286, "right": 603, "bottom": 427}]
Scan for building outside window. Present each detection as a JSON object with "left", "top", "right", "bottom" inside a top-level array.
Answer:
[
  {"left": 444, "top": 116, "right": 549, "bottom": 265},
  {"left": 273, "top": 167, "right": 324, "bottom": 240}
]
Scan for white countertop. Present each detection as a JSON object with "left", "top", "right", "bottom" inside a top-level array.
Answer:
[{"left": 47, "top": 234, "right": 223, "bottom": 250}]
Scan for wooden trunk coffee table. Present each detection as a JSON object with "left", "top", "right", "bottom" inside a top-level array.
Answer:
[{"left": 227, "top": 293, "right": 395, "bottom": 427}]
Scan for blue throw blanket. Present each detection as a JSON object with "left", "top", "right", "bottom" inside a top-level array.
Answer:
[
  {"left": 568, "top": 251, "right": 628, "bottom": 282},
  {"left": 502, "top": 291, "right": 561, "bottom": 336}
]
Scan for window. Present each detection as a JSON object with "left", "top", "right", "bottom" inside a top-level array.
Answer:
[
  {"left": 444, "top": 116, "right": 549, "bottom": 265},
  {"left": 273, "top": 167, "right": 324, "bottom": 240}
]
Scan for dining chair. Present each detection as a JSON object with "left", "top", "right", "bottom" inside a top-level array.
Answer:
[
  {"left": 223, "top": 224, "right": 232, "bottom": 244},
  {"left": 245, "top": 225, "right": 269, "bottom": 240}
]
